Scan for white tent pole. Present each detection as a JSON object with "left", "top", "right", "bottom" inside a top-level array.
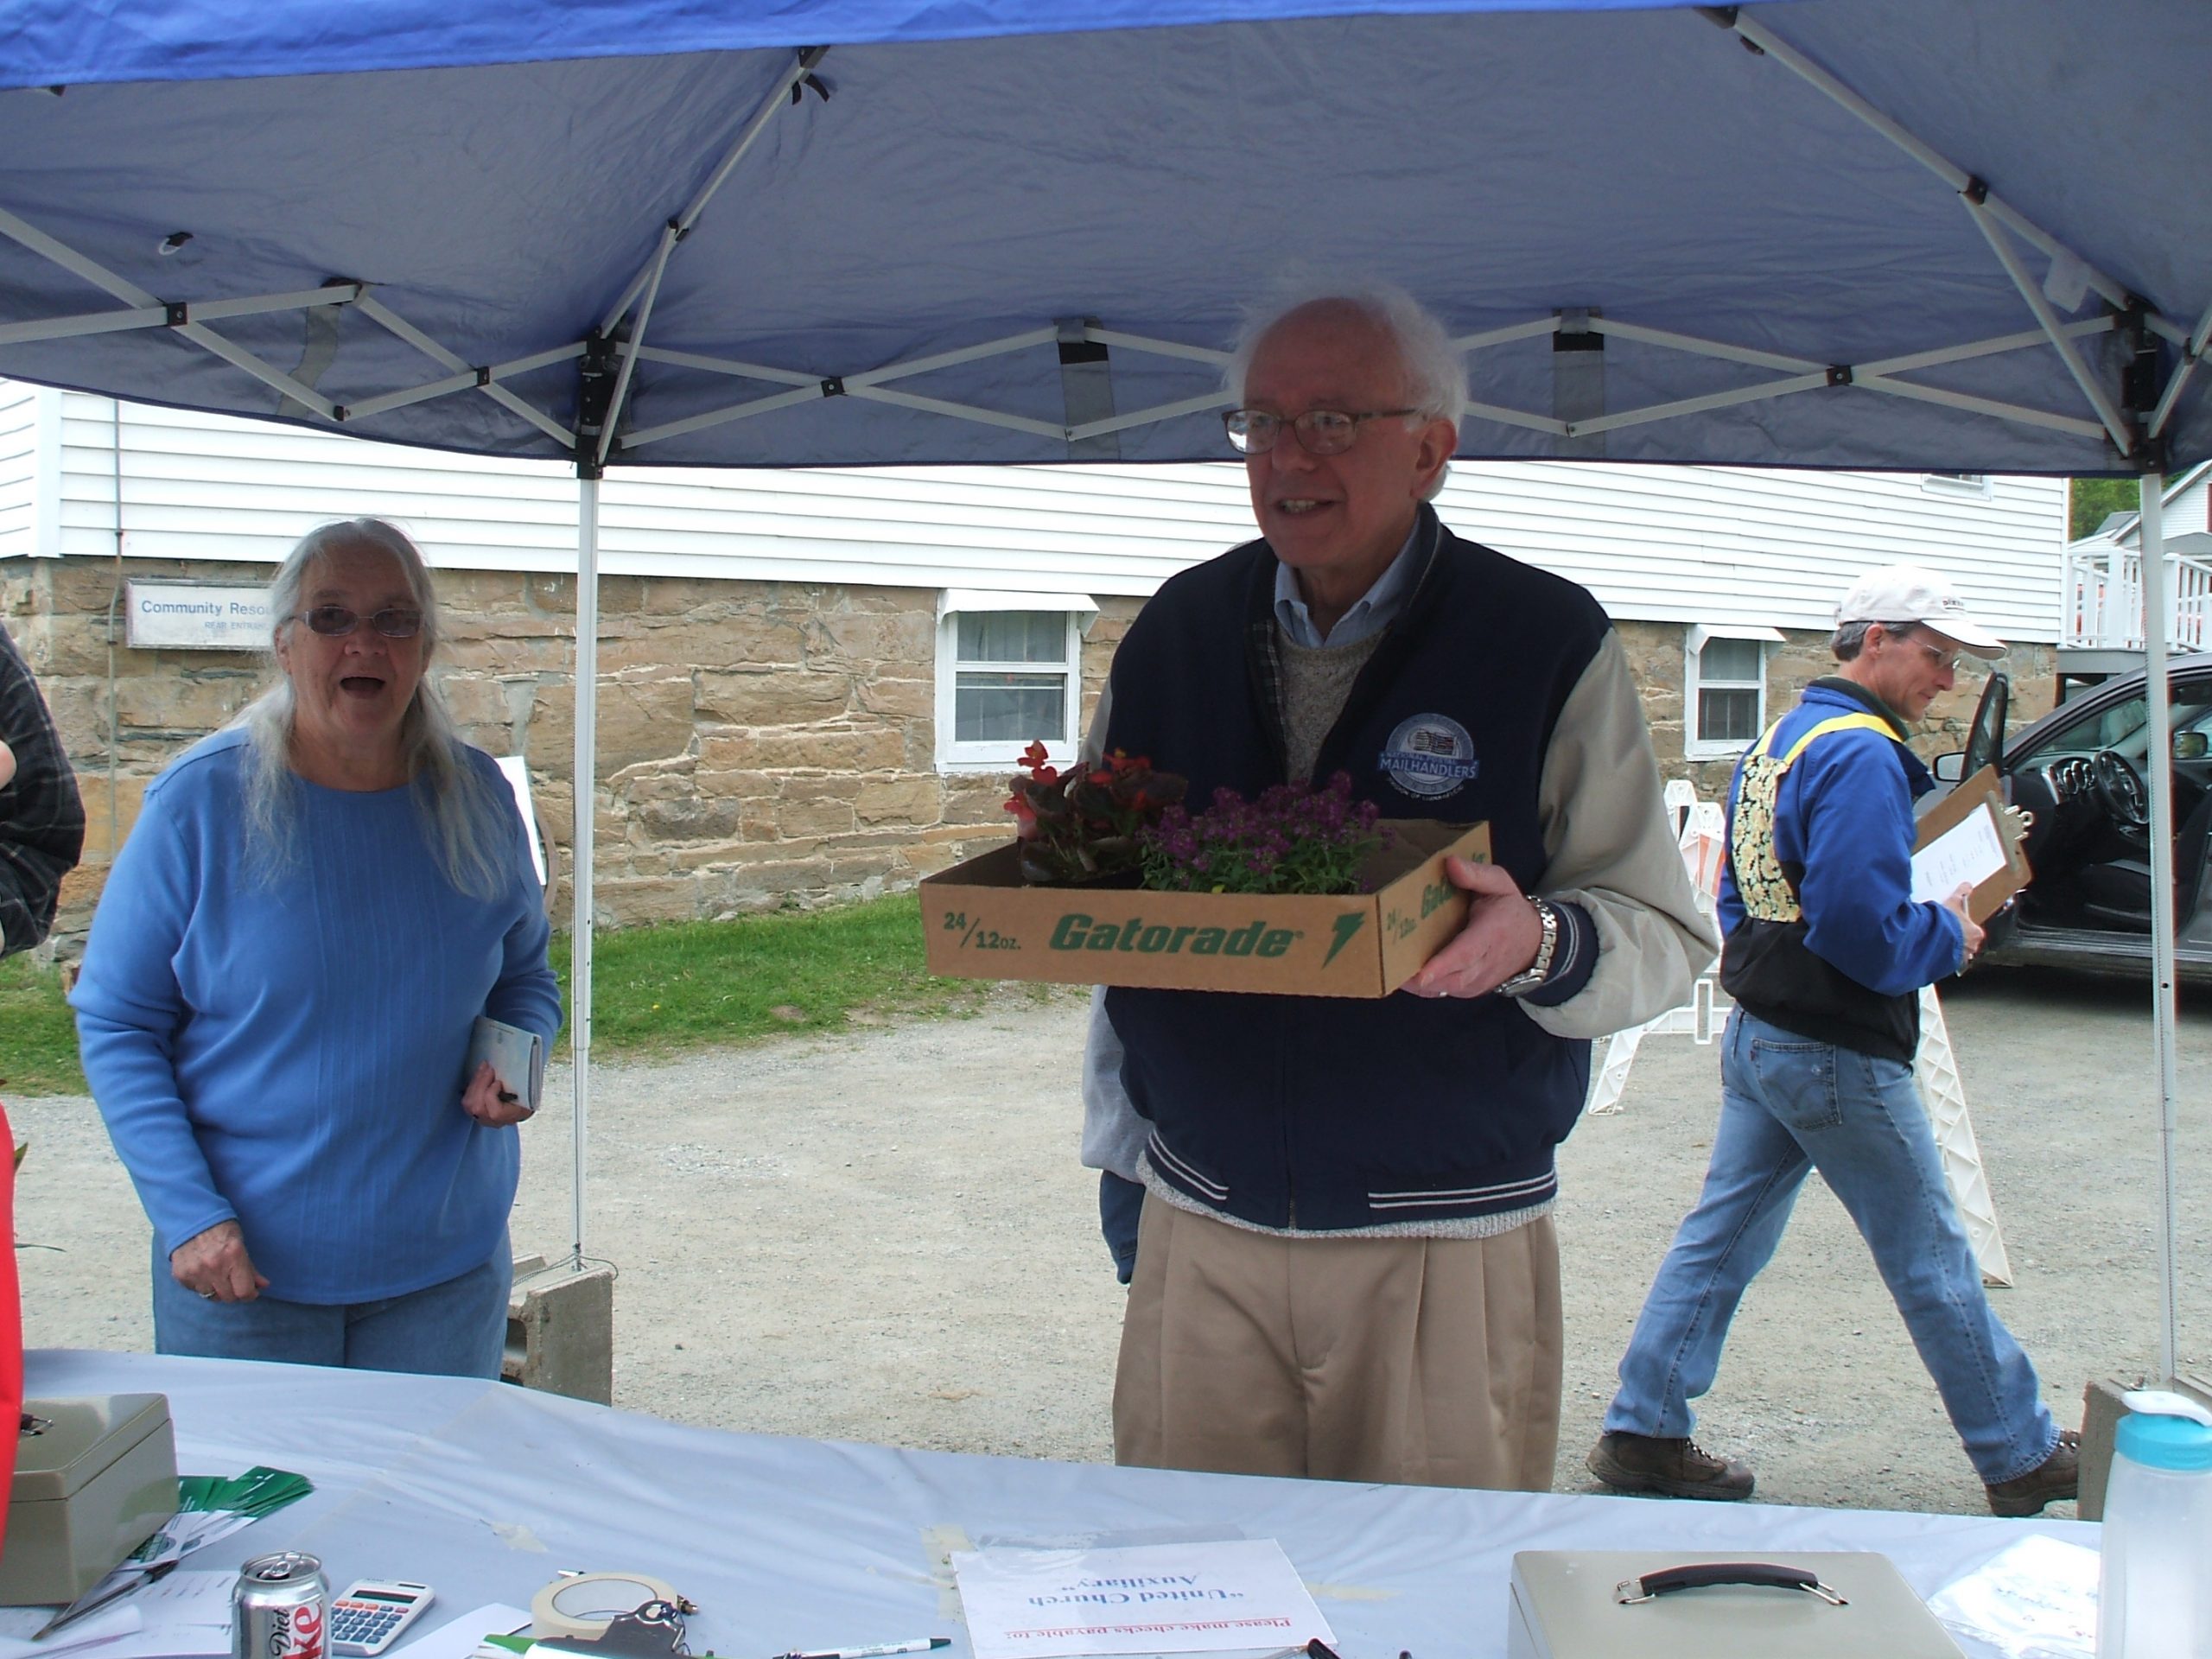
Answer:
[
  {"left": 2149, "top": 298, "right": 2212, "bottom": 441},
  {"left": 350, "top": 295, "right": 576, "bottom": 446},
  {"left": 0, "top": 203, "right": 345, "bottom": 418},
  {"left": 1714, "top": 9, "right": 2135, "bottom": 318},
  {"left": 619, "top": 306, "right": 2116, "bottom": 457},
  {"left": 595, "top": 226, "right": 677, "bottom": 469},
  {"left": 570, "top": 474, "right": 601, "bottom": 1269},
  {"left": 2139, "top": 469, "right": 2181, "bottom": 1387},
  {"left": 0, "top": 283, "right": 362, "bottom": 347},
  {"left": 1961, "top": 200, "right": 2133, "bottom": 453},
  {"left": 596, "top": 45, "right": 829, "bottom": 340}
]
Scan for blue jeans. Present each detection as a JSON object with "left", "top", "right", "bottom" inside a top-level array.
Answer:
[
  {"left": 1604, "top": 1010, "right": 2057, "bottom": 1484},
  {"left": 152, "top": 1230, "right": 512, "bottom": 1379}
]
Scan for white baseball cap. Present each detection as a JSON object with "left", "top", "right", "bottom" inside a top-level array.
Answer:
[{"left": 1835, "top": 564, "right": 2006, "bottom": 658}]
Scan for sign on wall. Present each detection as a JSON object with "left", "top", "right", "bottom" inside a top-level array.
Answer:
[{"left": 124, "top": 580, "right": 273, "bottom": 652}]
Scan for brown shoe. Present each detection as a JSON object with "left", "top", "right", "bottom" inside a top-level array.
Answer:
[
  {"left": 1586, "top": 1431, "right": 1755, "bottom": 1500},
  {"left": 1986, "top": 1429, "right": 2081, "bottom": 1517}
]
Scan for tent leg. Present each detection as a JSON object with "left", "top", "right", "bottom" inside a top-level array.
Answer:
[
  {"left": 571, "top": 475, "right": 600, "bottom": 1269},
  {"left": 2140, "top": 471, "right": 2181, "bottom": 1387}
]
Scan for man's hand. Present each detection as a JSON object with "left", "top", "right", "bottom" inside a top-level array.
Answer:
[
  {"left": 0, "top": 736, "right": 15, "bottom": 791},
  {"left": 461, "top": 1059, "right": 534, "bottom": 1126},
  {"left": 1404, "top": 856, "right": 1544, "bottom": 999},
  {"left": 1942, "top": 881, "right": 1986, "bottom": 966},
  {"left": 170, "top": 1219, "right": 268, "bottom": 1303}
]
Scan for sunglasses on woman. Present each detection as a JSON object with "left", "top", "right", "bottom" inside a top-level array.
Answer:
[{"left": 296, "top": 605, "right": 424, "bottom": 639}]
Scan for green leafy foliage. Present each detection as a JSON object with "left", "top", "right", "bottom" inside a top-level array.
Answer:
[
  {"left": 1004, "top": 741, "right": 1185, "bottom": 885},
  {"left": 2070, "top": 477, "right": 2140, "bottom": 543}
]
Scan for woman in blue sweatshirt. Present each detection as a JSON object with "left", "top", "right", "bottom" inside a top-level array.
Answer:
[{"left": 72, "top": 518, "right": 562, "bottom": 1376}]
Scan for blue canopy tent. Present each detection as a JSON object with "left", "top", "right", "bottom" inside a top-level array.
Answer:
[{"left": 4, "top": 0, "right": 2207, "bottom": 1383}]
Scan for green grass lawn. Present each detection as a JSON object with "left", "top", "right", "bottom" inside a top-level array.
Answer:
[
  {"left": 0, "top": 892, "right": 1036, "bottom": 1097},
  {"left": 546, "top": 890, "right": 1033, "bottom": 1057},
  {"left": 0, "top": 954, "right": 84, "bottom": 1096}
]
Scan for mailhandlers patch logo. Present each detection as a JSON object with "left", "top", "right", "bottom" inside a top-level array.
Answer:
[
  {"left": 1380, "top": 713, "right": 1479, "bottom": 800},
  {"left": 1050, "top": 912, "right": 1300, "bottom": 958}
]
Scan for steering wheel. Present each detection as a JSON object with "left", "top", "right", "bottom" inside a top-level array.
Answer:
[{"left": 2092, "top": 748, "right": 2151, "bottom": 830}]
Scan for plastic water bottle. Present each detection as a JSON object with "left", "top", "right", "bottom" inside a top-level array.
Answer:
[{"left": 2097, "top": 1390, "right": 2212, "bottom": 1659}]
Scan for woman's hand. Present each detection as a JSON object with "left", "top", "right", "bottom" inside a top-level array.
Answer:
[
  {"left": 170, "top": 1219, "right": 268, "bottom": 1302},
  {"left": 461, "top": 1060, "right": 534, "bottom": 1127}
]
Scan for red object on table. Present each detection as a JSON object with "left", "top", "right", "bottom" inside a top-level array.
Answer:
[{"left": 0, "top": 1103, "right": 22, "bottom": 1558}]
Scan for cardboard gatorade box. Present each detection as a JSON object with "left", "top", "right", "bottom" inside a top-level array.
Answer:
[{"left": 920, "top": 821, "right": 1489, "bottom": 998}]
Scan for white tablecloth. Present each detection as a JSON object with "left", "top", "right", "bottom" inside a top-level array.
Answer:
[{"left": 25, "top": 1350, "right": 2093, "bottom": 1659}]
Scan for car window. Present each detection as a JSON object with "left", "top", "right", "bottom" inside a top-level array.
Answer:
[{"left": 2020, "top": 680, "right": 2212, "bottom": 765}]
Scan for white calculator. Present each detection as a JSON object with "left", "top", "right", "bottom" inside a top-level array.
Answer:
[{"left": 331, "top": 1580, "right": 436, "bottom": 1656}]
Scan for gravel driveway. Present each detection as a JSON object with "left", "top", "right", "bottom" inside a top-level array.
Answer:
[{"left": 10, "top": 966, "right": 2206, "bottom": 1516}]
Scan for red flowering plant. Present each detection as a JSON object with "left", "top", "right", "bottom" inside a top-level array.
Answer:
[
  {"left": 1005, "top": 741, "right": 1187, "bottom": 885},
  {"left": 1139, "top": 772, "right": 1389, "bottom": 895}
]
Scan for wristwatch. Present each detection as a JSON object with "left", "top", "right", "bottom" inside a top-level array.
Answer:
[{"left": 1494, "top": 896, "right": 1560, "bottom": 999}]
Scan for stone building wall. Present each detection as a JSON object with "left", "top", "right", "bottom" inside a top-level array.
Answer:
[{"left": 3, "top": 553, "right": 2055, "bottom": 950}]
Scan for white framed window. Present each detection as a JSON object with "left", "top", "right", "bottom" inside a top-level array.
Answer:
[
  {"left": 1684, "top": 623, "right": 1783, "bottom": 760},
  {"left": 934, "top": 589, "right": 1098, "bottom": 772},
  {"left": 1922, "top": 472, "right": 1993, "bottom": 499}
]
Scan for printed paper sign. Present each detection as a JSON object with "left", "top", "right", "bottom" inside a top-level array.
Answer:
[
  {"left": 1910, "top": 801, "right": 2009, "bottom": 906},
  {"left": 950, "top": 1540, "right": 1334, "bottom": 1659},
  {"left": 124, "top": 580, "right": 273, "bottom": 651}
]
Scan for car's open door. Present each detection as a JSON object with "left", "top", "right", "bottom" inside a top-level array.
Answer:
[
  {"left": 1962, "top": 671, "right": 2010, "bottom": 784},
  {"left": 1961, "top": 672, "right": 2018, "bottom": 948}
]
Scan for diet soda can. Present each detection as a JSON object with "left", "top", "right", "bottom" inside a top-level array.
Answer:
[{"left": 232, "top": 1551, "right": 327, "bottom": 1659}]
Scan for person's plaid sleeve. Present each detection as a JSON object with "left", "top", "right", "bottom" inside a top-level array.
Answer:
[{"left": 0, "top": 621, "right": 86, "bottom": 957}]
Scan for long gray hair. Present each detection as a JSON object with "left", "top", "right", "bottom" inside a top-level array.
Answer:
[{"left": 237, "top": 518, "right": 508, "bottom": 898}]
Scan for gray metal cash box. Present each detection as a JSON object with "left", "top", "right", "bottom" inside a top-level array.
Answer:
[
  {"left": 1, "top": 1395, "right": 179, "bottom": 1605},
  {"left": 1509, "top": 1550, "right": 1964, "bottom": 1659}
]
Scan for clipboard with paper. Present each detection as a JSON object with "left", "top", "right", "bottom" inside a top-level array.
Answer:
[{"left": 1911, "top": 765, "right": 2031, "bottom": 923}]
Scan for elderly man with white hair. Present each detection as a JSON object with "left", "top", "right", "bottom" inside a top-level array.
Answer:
[{"left": 1085, "top": 284, "right": 1713, "bottom": 1490}]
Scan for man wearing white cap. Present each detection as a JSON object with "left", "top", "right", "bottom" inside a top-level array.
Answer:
[{"left": 1588, "top": 563, "right": 2080, "bottom": 1517}]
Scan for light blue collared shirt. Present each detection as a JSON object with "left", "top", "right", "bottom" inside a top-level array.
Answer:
[{"left": 1272, "top": 518, "right": 1426, "bottom": 648}]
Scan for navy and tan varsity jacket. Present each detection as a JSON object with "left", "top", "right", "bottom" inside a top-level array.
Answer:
[{"left": 1098, "top": 507, "right": 1712, "bottom": 1232}]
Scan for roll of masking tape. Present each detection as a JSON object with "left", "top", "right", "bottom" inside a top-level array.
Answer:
[{"left": 530, "top": 1573, "right": 682, "bottom": 1640}]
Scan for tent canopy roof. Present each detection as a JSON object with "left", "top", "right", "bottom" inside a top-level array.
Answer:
[
  {"left": 3, "top": 1, "right": 2207, "bottom": 477},
  {"left": 10, "top": 0, "right": 1672, "bottom": 83}
]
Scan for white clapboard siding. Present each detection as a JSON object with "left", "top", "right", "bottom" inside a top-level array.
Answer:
[
  {"left": 24, "top": 387, "right": 2064, "bottom": 638},
  {"left": 2162, "top": 465, "right": 2211, "bottom": 537},
  {"left": 0, "top": 383, "right": 53, "bottom": 562},
  {"left": 1440, "top": 464, "right": 2063, "bottom": 638}
]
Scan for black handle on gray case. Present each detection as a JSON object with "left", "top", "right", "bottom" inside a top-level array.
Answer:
[{"left": 1618, "top": 1562, "right": 1847, "bottom": 1605}]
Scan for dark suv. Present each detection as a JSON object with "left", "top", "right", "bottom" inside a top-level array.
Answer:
[{"left": 1945, "top": 657, "right": 2212, "bottom": 977}]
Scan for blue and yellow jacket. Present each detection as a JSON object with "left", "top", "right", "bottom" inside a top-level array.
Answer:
[{"left": 1719, "top": 677, "right": 1966, "bottom": 1061}]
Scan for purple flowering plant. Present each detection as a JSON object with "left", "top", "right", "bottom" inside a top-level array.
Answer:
[{"left": 1139, "top": 772, "right": 1389, "bottom": 896}]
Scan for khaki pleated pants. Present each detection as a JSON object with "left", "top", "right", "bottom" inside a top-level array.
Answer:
[{"left": 1113, "top": 1198, "right": 1562, "bottom": 1490}]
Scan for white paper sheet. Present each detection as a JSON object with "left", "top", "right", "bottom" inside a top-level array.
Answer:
[
  {"left": 385, "top": 1602, "right": 532, "bottom": 1659},
  {"left": 1912, "top": 803, "right": 2009, "bottom": 906},
  {"left": 0, "top": 1573, "right": 235, "bottom": 1659},
  {"left": 0, "top": 1605, "right": 142, "bottom": 1659},
  {"left": 1926, "top": 1535, "right": 2098, "bottom": 1659},
  {"left": 950, "top": 1540, "right": 1333, "bottom": 1659}
]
